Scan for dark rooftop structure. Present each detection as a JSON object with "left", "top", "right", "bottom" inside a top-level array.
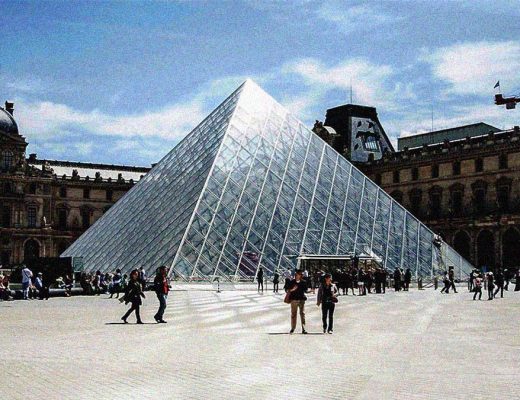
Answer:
[{"left": 397, "top": 122, "right": 500, "bottom": 150}]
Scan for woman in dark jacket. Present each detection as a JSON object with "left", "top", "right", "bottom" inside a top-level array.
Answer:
[
  {"left": 317, "top": 274, "right": 338, "bottom": 334},
  {"left": 404, "top": 268, "right": 412, "bottom": 291},
  {"left": 121, "top": 269, "right": 145, "bottom": 324}
]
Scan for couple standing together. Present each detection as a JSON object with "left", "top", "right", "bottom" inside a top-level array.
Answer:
[
  {"left": 121, "top": 266, "right": 170, "bottom": 324},
  {"left": 286, "top": 270, "right": 338, "bottom": 334}
]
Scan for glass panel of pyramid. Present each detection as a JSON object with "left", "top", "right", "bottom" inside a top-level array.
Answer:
[{"left": 63, "top": 80, "right": 473, "bottom": 281}]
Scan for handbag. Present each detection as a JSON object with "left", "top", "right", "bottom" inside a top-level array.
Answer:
[
  {"left": 331, "top": 296, "right": 338, "bottom": 303},
  {"left": 284, "top": 292, "right": 291, "bottom": 304}
]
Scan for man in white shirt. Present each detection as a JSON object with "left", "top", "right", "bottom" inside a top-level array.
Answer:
[{"left": 21, "top": 265, "right": 33, "bottom": 300}]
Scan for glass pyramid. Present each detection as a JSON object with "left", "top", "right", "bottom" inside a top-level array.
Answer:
[{"left": 63, "top": 80, "right": 473, "bottom": 281}]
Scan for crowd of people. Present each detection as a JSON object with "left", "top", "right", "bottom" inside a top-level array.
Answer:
[
  {"left": 468, "top": 267, "right": 520, "bottom": 300},
  {"left": 0, "top": 265, "right": 74, "bottom": 301}
]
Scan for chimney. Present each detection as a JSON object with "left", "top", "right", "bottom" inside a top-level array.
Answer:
[{"left": 4, "top": 101, "right": 14, "bottom": 116}]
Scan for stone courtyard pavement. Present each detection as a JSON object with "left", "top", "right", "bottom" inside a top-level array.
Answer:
[{"left": 1, "top": 286, "right": 519, "bottom": 400}]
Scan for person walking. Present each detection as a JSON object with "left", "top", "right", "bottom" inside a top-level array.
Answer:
[
  {"left": 257, "top": 267, "right": 264, "bottom": 293},
  {"left": 448, "top": 267, "right": 458, "bottom": 293},
  {"left": 317, "top": 274, "right": 338, "bottom": 334},
  {"left": 493, "top": 268, "right": 504, "bottom": 298},
  {"left": 440, "top": 271, "right": 450, "bottom": 294},
  {"left": 404, "top": 268, "right": 412, "bottom": 291},
  {"left": 121, "top": 269, "right": 145, "bottom": 324},
  {"left": 515, "top": 269, "right": 520, "bottom": 292},
  {"left": 272, "top": 271, "right": 280, "bottom": 293},
  {"left": 473, "top": 274, "right": 483, "bottom": 300},
  {"left": 153, "top": 266, "right": 169, "bottom": 323},
  {"left": 21, "top": 264, "right": 33, "bottom": 300},
  {"left": 287, "top": 270, "right": 308, "bottom": 334},
  {"left": 487, "top": 272, "right": 495, "bottom": 301}
]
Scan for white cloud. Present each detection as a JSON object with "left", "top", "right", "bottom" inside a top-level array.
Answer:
[
  {"left": 279, "top": 57, "right": 398, "bottom": 118},
  {"left": 317, "top": 2, "right": 399, "bottom": 34},
  {"left": 422, "top": 40, "right": 520, "bottom": 96},
  {"left": 14, "top": 97, "right": 205, "bottom": 142}
]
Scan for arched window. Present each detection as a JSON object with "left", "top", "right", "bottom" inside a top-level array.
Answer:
[
  {"left": 57, "top": 207, "right": 68, "bottom": 230},
  {"left": 471, "top": 180, "right": 487, "bottom": 215},
  {"left": 393, "top": 170, "right": 400, "bottom": 183},
  {"left": 27, "top": 206, "right": 37, "bottom": 228},
  {"left": 502, "top": 228, "right": 520, "bottom": 269},
  {"left": 498, "top": 154, "right": 508, "bottom": 170},
  {"left": 475, "top": 158, "right": 483, "bottom": 173},
  {"left": 1, "top": 150, "right": 13, "bottom": 171},
  {"left": 431, "top": 164, "right": 439, "bottom": 178},
  {"left": 24, "top": 239, "right": 40, "bottom": 262},
  {"left": 476, "top": 230, "right": 495, "bottom": 269},
  {"left": 449, "top": 183, "right": 465, "bottom": 217},
  {"left": 453, "top": 231, "right": 471, "bottom": 261},
  {"left": 408, "top": 188, "right": 422, "bottom": 216},
  {"left": 428, "top": 186, "right": 442, "bottom": 219},
  {"left": 411, "top": 167, "right": 419, "bottom": 181},
  {"left": 81, "top": 208, "right": 91, "bottom": 229},
  {"left": 496, "top": 177, "right": 512, "bottom": 213},
  {"left": 452, "top": 161, "right": 461, "bottom": 175}
]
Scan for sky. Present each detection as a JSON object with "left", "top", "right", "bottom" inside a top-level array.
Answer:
[{"left": 1, "top": 0, "right": 519, "bottom": 166}]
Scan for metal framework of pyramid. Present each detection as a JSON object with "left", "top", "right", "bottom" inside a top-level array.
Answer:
[{"left": 63, "top": 80, "right": 473, "bottom": 281}]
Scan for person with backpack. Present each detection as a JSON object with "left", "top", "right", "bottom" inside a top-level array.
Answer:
[
  {"left": 316, "top": 273, "right": 338, "bottom": 334},
  {"left": 121, "top": 269, "right": 145, "bottom": 324},
  {"left": 153, "top": 266, "right": 169, "bottom": 323}
]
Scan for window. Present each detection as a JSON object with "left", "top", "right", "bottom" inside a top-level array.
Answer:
[
  {"left": 411, "top": 167, "right": 419, "bottom": 181},
  {"left": 473, "top": 189, "right": 486, "bottom": 214},
  {"left": 475, "top": 158, "right": 483, "bottom": 172},
  {"left": 451, "top": 191, "right": 463, "bottom": 216},
  {"left": 409, "top": 189, "right": 422, "bottom": 216},
  {"left": 429, "top": 187, "right": 443, "bottom": 219},
  {"left": 362, "top": 135, "right": 380, "bottom": 151},
  {"left": 42, "top": 184, "right": 51, "bottom": 195},
  {"left": 27, "top": 206, "right": 37, "bottom": 228},
  {"left": 81, "top": 209, "right": 90, "bottom": 229},
  {"left": 1, "top": 206, "right": 10, "bottom": 227},
  {"left": 393, "top": 170, "right": 400, "bottom": 183},
  {"left": 452, "top": 161, "right": 461, "bottom": 176},
  {"left": 106, "top": 189, "right": 113, "bottom": 201},
  {"left": 83, "top": 188, "right": 90, "bottom": 199},
  {"left": 58, "top": 208, "right": 67, "bottom": 230},
  {"left": 28, "top": 182, "right": 37, "bottom": 194},
  {"left": 59, "top": 186, "right": 67, "bottom": 198},
  {"left": 497, "top": 186, "right": 510, "bottom": 212},
  {"left": 431, "top": 164, "right": 439, "bottom": 178},
  {"left": 499, "top": 154, "right": 508, "bottom": 170},
  {"left": 1, "top": 151, "right": 13, "bottom": 171}
]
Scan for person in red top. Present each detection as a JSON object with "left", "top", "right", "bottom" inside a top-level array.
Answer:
[{"left": 153, "top": 266, "right": 170, "bottom": 323}]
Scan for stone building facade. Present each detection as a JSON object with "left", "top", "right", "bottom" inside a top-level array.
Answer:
[
  {"left": 314, "top": 103, "right": 520, "bottom": 271},
  {"left": 360, "top": 126, "right": 520, "bottom": 270},
  {"left": 0, "top": 102, "right": 150, "bottom": 267}
]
